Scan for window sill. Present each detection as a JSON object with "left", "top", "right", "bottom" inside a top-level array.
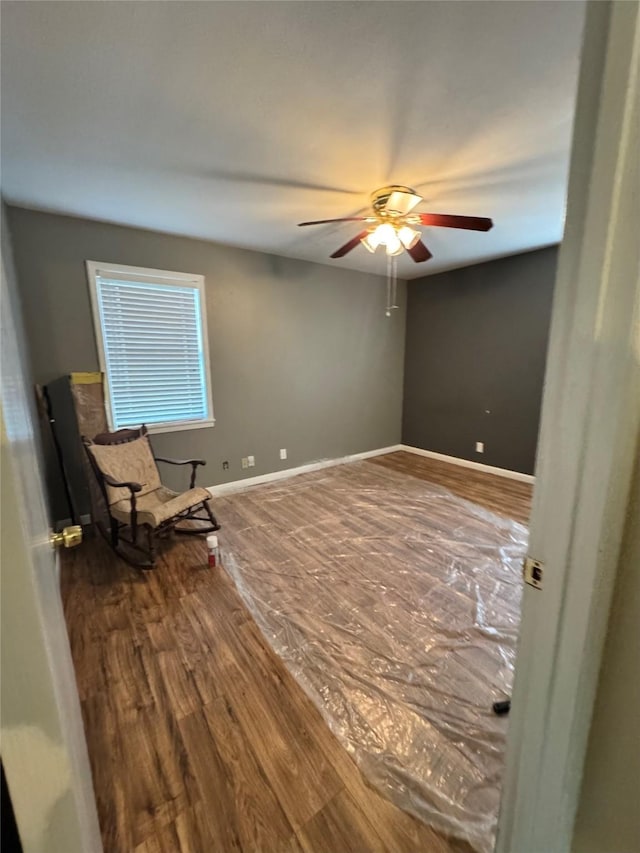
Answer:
[{"left": 144, "top": 419, "right": 216, "bottom": 435}]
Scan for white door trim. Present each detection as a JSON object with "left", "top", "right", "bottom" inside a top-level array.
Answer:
[
  {"left": 1, "top": 212, "right": 103, "bottom": 852},
  {"left": 496, "top": 3, "right": 640, "bottom": 852}
]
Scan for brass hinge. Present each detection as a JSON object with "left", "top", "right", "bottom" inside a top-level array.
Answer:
[{"left": 523, "top": 556, "right": 544, "bottom": 590}]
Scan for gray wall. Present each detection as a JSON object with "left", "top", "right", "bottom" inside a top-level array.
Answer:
[
  {"left": 572, "top": 440, "right": 640, "bottom": 853},
  {"left": 402, "top": 247, "right": 557, "bottom": 475},
  {"left": 6, "top": 206, "right": 405, "bottom": 520}
]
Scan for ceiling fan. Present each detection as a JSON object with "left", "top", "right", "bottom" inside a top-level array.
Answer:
[{"left": 298, "top": 185, "right": 493, "bottom": 263}]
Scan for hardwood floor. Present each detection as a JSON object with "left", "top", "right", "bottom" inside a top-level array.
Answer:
[
  {"left": 369, "top": 451, "right": 532, "bottom": 524},
  {"left": 61, "top": 453, "right": 530, "bottom": 852}
]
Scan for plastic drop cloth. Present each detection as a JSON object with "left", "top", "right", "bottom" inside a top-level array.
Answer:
[{"left": 219, "top": 461, "right": 528, "bottom": 852}]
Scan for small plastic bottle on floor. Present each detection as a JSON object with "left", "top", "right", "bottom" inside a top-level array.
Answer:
[{"left": 207, "top": 534, "right": 220, "bottom": 568}]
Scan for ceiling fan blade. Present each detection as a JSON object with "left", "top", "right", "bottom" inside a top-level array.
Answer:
[
  {"left": 298, "top": 217, "right": 371, "bottom": 227},
  {"left": 330, "top": 231, "right": 370, "bottom": 258},
  {"left": 407, "top": 240, "right": 433, "bottom": 263},
  {"left": 417, "top": 213, "right": 493, "bottom": 231}
]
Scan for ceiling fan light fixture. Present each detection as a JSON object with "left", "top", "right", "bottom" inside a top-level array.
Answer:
[
  {"left": 397, "top": 225, "right": 421, "bottom": 249},
  {"left": 385, "top": 233, "right": 403, "bottom": 256},
  {"left": 361, "top": 232, "right": 380, "bottom": 253},
  {"left": 374, "top": 223, "right": 396, "bottom": 246}
]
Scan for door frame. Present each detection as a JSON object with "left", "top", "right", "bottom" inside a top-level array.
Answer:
[
  {"left": 496, "top": 2, "right": 640, "bottom": 851},
  {"left": 1, "top": 213, "right": 103, "bottom": 851}
]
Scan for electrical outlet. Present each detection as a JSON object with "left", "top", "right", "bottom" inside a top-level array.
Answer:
[
  {"left": 241, "top": 457, "right": 248, "bottom": 469},
  {"left": 247, "top": 455, "right": 255, "bottom": 467},
  {"left": 280, "top": 448, "right": 287, "bottom": 460},
  {"left": 475, "top": 441, "right": 484, "bottom": 453}
]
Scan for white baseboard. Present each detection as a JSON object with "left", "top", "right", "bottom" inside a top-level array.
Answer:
[
  {"left": 57, "top": 444, "right": 531, "bottom": 523},
  {"left": 208, "top": 445, "right": 403, "bottom": 496},
  {"left": 399, "top": 444, "right": 535, "bottom": 484}
]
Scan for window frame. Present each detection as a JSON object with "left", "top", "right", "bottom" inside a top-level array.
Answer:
[{"left": 86, "top": 260, "right": 215, "bottom": 434}]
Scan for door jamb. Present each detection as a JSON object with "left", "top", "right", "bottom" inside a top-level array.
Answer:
[{"left": 496, "top": 3, "right": 640, "bottom": 851}]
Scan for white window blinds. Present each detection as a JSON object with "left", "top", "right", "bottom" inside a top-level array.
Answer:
[{"left": 88, "top": 264, "right": 214, "bottom": 432}]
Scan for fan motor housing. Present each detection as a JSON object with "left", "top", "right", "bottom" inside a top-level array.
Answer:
[{"left": 371, "top": 185, "right": 420, "bottom": 215}]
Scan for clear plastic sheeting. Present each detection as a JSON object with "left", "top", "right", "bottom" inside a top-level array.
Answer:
[{"left": 219, "top": 462, "right": 528, "bottom": 852}]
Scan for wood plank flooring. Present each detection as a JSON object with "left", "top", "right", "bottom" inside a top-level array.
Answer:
[
  {"left": 61, "top": 453, "right": 531, "bottom": 852},
  {"left": 369, "top": 451, "right": 532, "bottom": 524}
]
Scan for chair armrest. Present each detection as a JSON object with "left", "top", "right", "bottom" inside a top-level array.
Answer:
[
  {"left": 155, "top": 457, "right": 206, "bottom": 489},
  {"left": 103, "top": 474, "right": 143, "bottom": 493},
  {"left": 154, "top": 457, "right": 206, "bottom": 467}
]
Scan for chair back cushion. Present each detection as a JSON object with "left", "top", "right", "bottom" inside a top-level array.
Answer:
[{"left": 86, "top": 435, "right": 161, "bottom": 505}]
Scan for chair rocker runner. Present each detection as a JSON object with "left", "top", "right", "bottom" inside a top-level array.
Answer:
[{"left": 83, "top": 425, "right": 220, "bottom": 567}]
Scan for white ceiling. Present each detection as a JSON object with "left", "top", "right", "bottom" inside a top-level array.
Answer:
[{"left": 1, "top": 1, "right": 585, "bottom": 279}]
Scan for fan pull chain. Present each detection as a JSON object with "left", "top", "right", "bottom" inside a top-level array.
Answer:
[
  {"left": 386, "top": 255, "right": 399, "bottom": 317},
  {"left": 392, "top": 256, "right": 398, "bottom": 310}
]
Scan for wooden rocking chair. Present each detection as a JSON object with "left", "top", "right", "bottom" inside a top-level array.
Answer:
[{"left": 83, "top": 425, "right": 220, "bottom": 567}]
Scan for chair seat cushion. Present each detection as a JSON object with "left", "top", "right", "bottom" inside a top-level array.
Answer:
[{"left": 111, "top": 485, "right": 211, "bottom": 528}]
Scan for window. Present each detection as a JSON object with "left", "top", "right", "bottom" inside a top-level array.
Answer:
[{"left": 87, "top": 261, "right": 214, "bottom": 433}]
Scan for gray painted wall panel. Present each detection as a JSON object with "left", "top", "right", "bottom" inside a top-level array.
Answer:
[
  {"left": 7, "top": 207, "right": 405, "bottom": 519},
  {"left": 402, "top": 247, "right": 557, "bottom": 474}
]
